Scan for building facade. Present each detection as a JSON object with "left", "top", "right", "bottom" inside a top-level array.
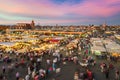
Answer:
[{"left": 12, "top": 20, "right": 35, "bottom": 29}]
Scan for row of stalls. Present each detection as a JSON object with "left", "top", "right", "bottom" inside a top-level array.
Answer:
[
  {"left": 91, "top": 38, "right": 106, "bottom": 56},
  {"left": 0, "top": 42, "right": 56, "bottom": 54},
  {"left": 0, "top": 42, "right": 31, "bottom": 53},
  {"left": 114, "top": 35, "right": 120, "bottom": 44},
  {"left": 66, "top": 39, "right": 79, "bottom": 50},
  {"left": 103, "top": 39, "right": 120, "bottom": 57},
  {"left": 91, "top": 38, "right": 120, "bottom": 58},
  {"left": 0, "top": 36, "right": 65, "bottom": 55}
]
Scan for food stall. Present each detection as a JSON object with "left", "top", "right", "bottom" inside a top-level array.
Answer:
[
  {"left": 91, "top": 38, "right": 106, "bottom": 55},
  {"left": 103, "top": 39, "right": 120, "bottom": 57},
  {"left": 0, "top": 42, "right": 16, "bottom": 53}
]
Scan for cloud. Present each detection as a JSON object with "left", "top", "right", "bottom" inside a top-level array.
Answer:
[
  {"left": 0, "top": 0, "right": 120, "bottom": 25},
  {"left": 0, "top": 0, "right": 65, "bottom": 17},
  {"left": 68, "top": 0, "right": 120, "bottom": 17}
]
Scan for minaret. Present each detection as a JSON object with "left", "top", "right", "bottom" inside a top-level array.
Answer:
[
  {"left": 103, "top": 21, "right": 107, "bottom": 27},
  {"left": 31, "top": 20, "right": 35, "bottom": 29},
  {"left": 102, "top": 21, "right": 107, "bottom": 31}
]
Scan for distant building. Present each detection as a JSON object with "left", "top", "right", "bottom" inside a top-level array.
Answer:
[
  {"left": 0, "top": 25, "right": 10, "bottom": 30},
  {"left": 12, "top": 20, "right": 35, "bottom": 29}
]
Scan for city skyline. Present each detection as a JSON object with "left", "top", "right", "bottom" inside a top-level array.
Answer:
[{"left": 0, "top": 0, "right": 120, "bottom": 25}]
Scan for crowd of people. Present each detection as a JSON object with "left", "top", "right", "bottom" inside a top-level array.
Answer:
[{"left": 0, "top": 36, "right": 120, "bottom": 80}]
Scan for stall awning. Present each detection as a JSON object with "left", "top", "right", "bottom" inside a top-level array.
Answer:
[
  {"left": 0, "top": 42, "right": 16, "bottom": 47},
  {"left": 94, "top": 50, "right": 102, "bottom": 55}
]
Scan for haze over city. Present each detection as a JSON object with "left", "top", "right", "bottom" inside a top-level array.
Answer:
[{"left": 0, "top": 0, "right": 120, "bottom": 25}]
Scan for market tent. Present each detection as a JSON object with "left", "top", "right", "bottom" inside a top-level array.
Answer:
[
  {"left": 0, "top": 42, "right": 16, "bottom": 47},
  {"left": 53, "top": 37, "right": 64, "bottom": 40},
  {"left": 91, "top": 46, "right": 106, "bottom": 53},
  {"left": 94, "top": 50, "right": 102, "bottom": 56},
  {"left": 103, "top": 39, "right": 120, "bottom": 54},
  {"left": 17, "top": 48, "right": 28, "bottom": 53},
  {"left": 81, "top": 34, "right": 88, "bottom": 37},
  {"left": 49, "top": 39, "right": 59, "bottom": 43},
  {"left": 112, "top": 53, "right": 120, "bottom": 57}
]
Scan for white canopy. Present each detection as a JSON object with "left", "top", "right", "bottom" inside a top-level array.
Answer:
[
  {"left": 0, "top": 42, "right": 16, "bottom": 47},
  {"left": 103, "top": 39, "right": 120, "bottom": 53}
]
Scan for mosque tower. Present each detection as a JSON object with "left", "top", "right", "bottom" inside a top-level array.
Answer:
[
  {"left": 102, "top": 21, "right": 107, "bottom": 31},
  {"left": 103, "top": 21, "right": 107, "bottom": 27},
  {"left": 31, "top": 20, "right": 35, "bottom": 29}
]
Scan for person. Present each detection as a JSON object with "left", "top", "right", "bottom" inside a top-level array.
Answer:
[
  {"left": 115, "top": 69, "right": 119, "bottom": 80},
  {"left": 52, "top": 63, "right": 56, "bottom": 71},
  {"left": 104, "top": 68, "right": 109, "bottom": 80},
  {"left": 32, "top": 71, "right": 36, "bottom": 79},
  {"left": 37, "top": 57, "right": 41, "bottom": 65},
  {"left": 46, "top": 59, "right": 50, "bottom": 65},
  {"left": 73, "top": 56, "right": 78, "bottom": 64},
  {"left": 0, "top": 74, "right": 3, "bottom": 80},
  {"left": 25, "top": 74, "right": 30, "bottom": 80},
  {"left": 3, "top": 75, "right": 7, "bottom": 80},
  {"left": 100, "top": 63, "right": 105, "bottom": 72},
  {"left": 34, "top": 74, "right": 39, "bottom": 80},
  {"left": 28, "top": 67, "right": 31, "bottom": 75},
  {"left": 87, "top": 69, "right": 93, "bottom": 80},
  {"left": 74, "top": 72, "right": 79, "bottom": 80},
  {"left": 109, "top": 63, "right": 114, "bottom": 69},
  {"left": 83, "top": 72, "right": 88, "bottom": 80},
  {"left": 79, "top": 72, "right": 84, "bottom": 79},
  {"left": 48, "top": 67, "right": 53, "bottom": 73},
  {"left": 16, "top": 72, "right": 20, "bottom": 80},
  {"left": 2, "top": 65, "right": 5, "bottom": 74}
]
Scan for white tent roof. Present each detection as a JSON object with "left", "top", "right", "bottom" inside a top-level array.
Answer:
[
  {"left": 0, "top": 42, "right": 16, "bottom": 47},
  {"left": 91, "top": 46, "right": 106, "bottom": 52},
  {"left": 103, "top": 39, "right": 120, "bottom": 53}
]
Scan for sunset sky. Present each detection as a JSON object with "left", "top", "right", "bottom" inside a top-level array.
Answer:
[{"left": 0, "top": 0, "right": 120, "bottom": 25}]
